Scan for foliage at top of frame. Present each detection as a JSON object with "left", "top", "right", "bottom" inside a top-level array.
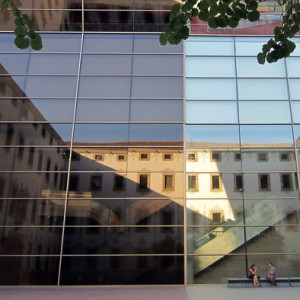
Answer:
[
  {"left": 1, "top": 0, "right": 43, "bottom": 50},
  {"left": 160, "top": 0, "right": 300, "bottom": 64}
]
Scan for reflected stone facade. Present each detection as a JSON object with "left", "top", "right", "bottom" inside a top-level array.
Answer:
[{"left": 0, "top": 0, "right": 300, "bottom": 286}]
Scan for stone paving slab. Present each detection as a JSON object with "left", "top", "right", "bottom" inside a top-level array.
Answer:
[{"left": 0, "top": 285, "right": 300, "bottom": 300}]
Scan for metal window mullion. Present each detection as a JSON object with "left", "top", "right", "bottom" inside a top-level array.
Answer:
[{"left": 56, "top": 32, "right": 84, "bottom": 286}]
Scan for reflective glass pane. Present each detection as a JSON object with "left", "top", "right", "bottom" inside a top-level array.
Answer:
[
  {"left": 81, "top": 55, "right": 132, "bottom": 75},
  {"left": 61, "top": 256, "right": 184, "bottom": 285},
  {"left": 286, "top": 57, "right": 300, "bottom": 77},
  {"left": 188, "top": 255, "right": 246, "bottom": 284},
  {"left": 129, "top": 124, "right": 183, "bottom": 142},
  {"left": 244, "top": 199, "right": 300, "bottom": 227},
  {"left": 70, "top": 148, "right": 128, "bottom": 172},
  {"left": 188, "top": 227, "right": 245, "bottom": 255},
  {"left": 0, "top": 198, "right": 65, "bottom": 225},
  {"left": 133, "top": 35, "right": 183, "bottom": 54},
  {"left": 83, "top": 34, "right": 133, "bottom": 53},
  {"left": 67, "top": 172, "right": 184, "bottom": 200},
  {"left": 76, "top": 99, "right": 130, "bottom": 121},
  {"left": 27, "top": 54, "right": 80, "bottom": 75},
  {"left": 186, "top": 57, "right": 235, "bottom": 78},
  {"left": 292, "top": 102, "right": 300, "bottom": 123},
  {"left": 236, "top": 57, "right": 286, "bottom": 77},
  {"left": 0, "top": 256, "right": 59, "bottom": 285},
  {"left": 186, "top": 125, "right": 240, "bottom": 148},
  {"left": 290, "top": 79, "right": 300, "bottom": 100},
  {"left": 0, "top": 76, "right": 25, "bottom": 97},
  {"left": 186, "top": 101, "right": 238, "bottom": 124},
  {"left": 0, "top": 54, "right": 30, "bottom": 74},
  {"left": 132, "top": 77, "right": 183, "bottom": 98},
  {"left": 63, "top": 227, "right": 183, "bottom": 254},
  {"left": 0, "top": 172, "right": 68, "bottom": 199},
  {"left": 0, "top": 227, "right": 62, "bottom": 254},
  {"left": 0, "top": 147, "right": 69, "bottom": 172},
  {"left": 130, "top": 99, "right": 183, "bottom": 122},
  {"left": 246, "top": 226, "right": 300, "bottom": 254},
  {"left": 235, "top": 37, "right": 269, "bottom": 56},
  {"left": 239, "top": 101, "right": 291, "bottom": 123},
  {"left": 0, "top": 99, "right": 75, "bottom": 122},
  {"left": 133, "top": 11, "right": 169, "bottom": 32},
  {"left": 186, "top": 37, "right": 234, "bottom": 56},
  {"left": 84, "top": 11, "right": 133, "bottom": 32},
  {"left": 240, "top": 125, "right": 293, "bottom": 147},
  {"left": 242, "top": 173, "right": 298, "bottom": 198},
  {"left": 38, "top": 34, "right": 82, "bottom": 53},
  {"left": 66, "top": 199, "right": 183, "bottom": 226},
  {"left": 78, "top": 77, "right": 131, "bottom": 98},
  {"left": 294, "top": 126, "right": 300, "bottom": 146},
  {"left": 25, "top": 76, "right": 77, "bottom": 98},
  {"left": 0, "top": 33, "right": 30, "bottom": 53},
  {"left": 0, "top": 123, "right": 72, "bottom": 146},
  {"left": 84, "top": 0, "right": 132, "bottom": 9},
  {"left": 187, "top": 199, "right": 243, "bottom": 226},
  {"left": 238, "top": 79, "right": 288, "bottom": 100},
  {"left": 291, "top": 37, "right": 300, "bottom": 56},
  {"left": 73, "top": 124, "right": 129, "bottom": 145},
  {"left": 186, "top": 79, "right": 236, "bottom": 100},
  {"left": 241, "top": 150, "right": 296, "bottom": 172},
  {"left": 133, "top": 55, "right": 183, "bottom": 76}
]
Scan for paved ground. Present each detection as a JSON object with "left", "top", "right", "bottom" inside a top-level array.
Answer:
[{"left": 0, "top": 285, "right": 300, "bottom": 300}]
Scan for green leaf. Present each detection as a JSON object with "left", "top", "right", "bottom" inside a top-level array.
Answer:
[
  {"left": 198, "top": 10, "right": 209, "bottom": 21},
  {"left": 14, "top": 26, "right": 26, "bottom": 36},
  {"left": 159, "top": 33, "right": 168, "bottom": 45},
  {"left": 228, "top": 17, "right": 239, "bottom": 28},
  {"left": 247, "top": 10, "right": 260, "bottom": 22},
  {"left": 257, "top": 52, "right": 266, "bottom": 64},
  {"left": 14, "top": 36, "right": 30, "bottom": 49},
  {"left": 208, "top": 17, "right": 217, "bottom": 29},
  {"left": 171, "top": 4, "right": 181, "bottom": 14},
  {"left": 30, "top": 36, "right": 43, "bottom": 51},
  {"left": 14, "top": 17, "right": 23, "bottom": 27}
]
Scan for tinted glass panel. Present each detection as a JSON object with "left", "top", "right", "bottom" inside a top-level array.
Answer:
[
  {"left": 186, "top": 79, "right": 236, "bottom": 100},
  {"left": 0, "top": 172, "right": 67, "bottom": 199},
  {"left": 61, "top": 256, "right": 184, "bottom": 285},
  {"left": 0, "top": 54, "right": 30, "bottom": 74},
  {"left": 235, "top": 37, "right": 269, "bottom": 56},
  {"left": 0, "top": 99, "right": 75, "bottom": 122},
  {"left": 186, "top": 37, "right": 234, "bottom": 56},
  {"left": 0, "top": 256, "right": 59, "bottom": 285},
  {"left": 130, "top": 100, "right": 183, "bottom": 122},
  {"left": 132, "top": 77, "right": 182, "bottom": 98},
  {"left": 78, "top": 77, "right": 131, "bottom": 98},
  {"left": 287, "top": 57, "right": 300, "bottom": 77},
  {"left": 0, "top": 147, "right": 69, "bottom": 171},
  {"left": 239, "top": 101, "right": 291, "bottom": 124},
  {"left": 189, "top": 255, "right": 246, "bottom": 284},
  {"left": 0, "top": 124, "right": 72, "bottom": 146},
  {"left": 238, "top": 79, "right": 288, "bottom": 100},
  {"left": 129, "top": 124, "right": 183, "bottom": 142},
  {"left": 133, "top": 55, "right": 183, "bottom": 76},
  {"left": 240, "top": 125, "right": 293, "bottom": 147},
  {"left": 292, "top": 102, "right": 300, "bottom": 123},
  {"left": 63, "top": 227, "right": 183, "bottom": 254},
  {"left": 0, "top": 198, "right": 64, "bottom": 225},
  {"left": 0, "top": 227, "right": 62, "bottom": 254},
  {"left": 73, "top": 124, "right": 129, "bottom": 145},
  {"left": 81, "top": 55, "right": 132, "bottom": 75},
  {"left": 186, "top": 125, "right": 240, "bottom": 148},
  {"left": 290, "top": 79, "right": 300, "bottom": 100},
  {"left": 236, "top": 57, "right": 286, "bottom": 77},
  {"left": 186, "top": 101, "right": 238, "bottom": 124},
  {"left": 76, "top": 99, "right": 130, "bottom": 121},
  {"left": 186, "top": 57, "right": 235, "bottom": 78}
]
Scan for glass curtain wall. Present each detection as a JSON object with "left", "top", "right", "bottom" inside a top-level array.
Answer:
[
  {"left": 185, "top": 36, "right": 300, "bottom": 284},
  {"left": 0, "top": 33, "right": 184, "bottom": 285}
]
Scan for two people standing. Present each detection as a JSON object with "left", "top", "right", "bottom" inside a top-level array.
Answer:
[{"left": 248, "top": 262, "right": 277, "bottom": 287}]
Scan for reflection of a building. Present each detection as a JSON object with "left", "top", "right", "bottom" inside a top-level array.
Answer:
[{"left": 0, "top": 60, "right": 184, "bottom": 284}]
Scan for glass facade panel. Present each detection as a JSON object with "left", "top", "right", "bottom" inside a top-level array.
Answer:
[
  {"left": 186, "top": 101, "right": 238, "bottom": 124},
  {"left": 0, "top": 256, "right": 59, "bottom": 285},
  {"left": 236, "top": 57, "right": 286, "bottom": 78},
  {"left": 186, "top": 57, "right": 235, "bottom": 78},
  {"left": 239, "top": 101, "right": 291, "bottom": 124},
  {"left": 186, "top": 79, "right": 237, "bottom": 100},
  {"left": 1, "top": 30, "right": 300, "bottom": 286},
  {"left": 240, "top": 125, "right": 293, "bottom": 147},
  {"left": 238, "top": 79, "right": 288, "bottom": 100}
]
